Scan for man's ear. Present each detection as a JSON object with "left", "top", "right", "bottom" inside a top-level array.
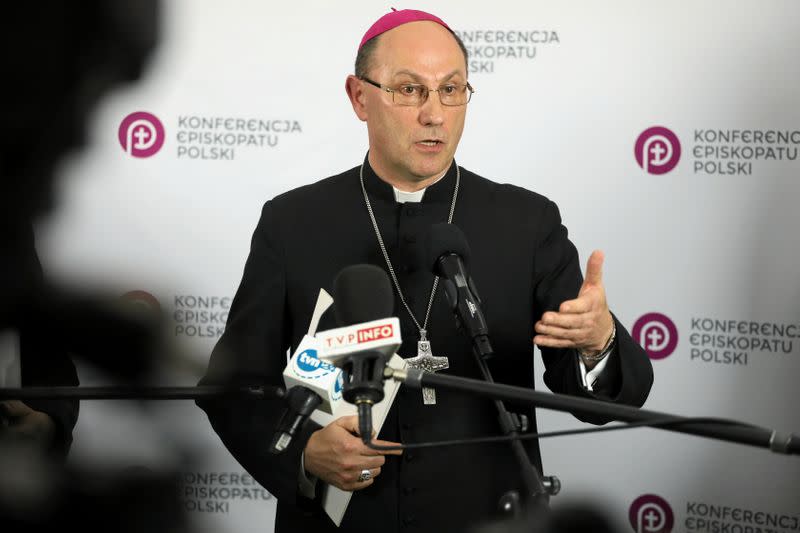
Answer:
[{"left": 345, "top": 75, "right": 368, "bottom": 122}]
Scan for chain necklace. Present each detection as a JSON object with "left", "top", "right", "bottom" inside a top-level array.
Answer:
[{"left": 359, "top": 158, "right": 460, "bottom": 404}]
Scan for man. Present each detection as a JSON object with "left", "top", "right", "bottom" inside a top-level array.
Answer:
[{"left": 198, "top": 9, "right": 653, "bottom": 533}]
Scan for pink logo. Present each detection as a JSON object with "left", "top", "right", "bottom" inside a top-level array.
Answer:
[
  {"left": 629, "top": 494, "right": 674, "bottom": 533},
  {"left": 632, "top": 313, "right": 678, "bottom": 360},
  {"left": 119, "top": 112, "right": 165, "bottom": 157},
  {"left": 635, "top": 126, "right": 681, "bottom": 174},
  {"left": 121, "top": 290, "right": 161, "bottom": 314}
]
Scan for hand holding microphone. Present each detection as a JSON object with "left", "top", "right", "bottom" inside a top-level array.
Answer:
[
  {"left": 303, "top": 414, "right": 401, "bottom": 491},
  {"left": 303, "top": 264, "right": 403, "bottom": 491}
]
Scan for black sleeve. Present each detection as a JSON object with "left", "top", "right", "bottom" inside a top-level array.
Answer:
[
  {"left": 16, "top": 224, "right": 80, "bottom": 457},
  {"left": 196, "top": 201, "right": 321, "bottom": 504},
  {"left": 532, "top": 200, "right": 654, "bottom": 424},
  {"left": 19, "top": 328, "right": 80, "bottom": 457}
]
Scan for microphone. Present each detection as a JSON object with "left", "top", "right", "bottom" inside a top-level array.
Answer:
[
  {"left": 324, "top": 264, "right": 397, "bottom": 444},
  {"left": 272, "top": 340, "right": 346, "bottom": 454},
  {"left": 271, "top": 269, "right": 399, "bottom": 452},
  {"left": 272, "top": 294, "right": 343, "bottom": 454},
  {"left": 268, "top": 385, "right": 323, "bottom": 454},
  {"left": 425, "top": 223, "right": 493, "bottom": 358}
]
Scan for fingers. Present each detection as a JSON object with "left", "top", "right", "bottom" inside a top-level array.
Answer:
[
  {"left": 335, "top": 415, "right": 360, "bottom": 435},
  {"left": 344, "top": 453, "right": 385, "bottom": 470},
  {"left": 534, "top": 309, "right": 593, "bottom": 344},
  {"left": 532, "top": 335, "right": 578, "bottom": 349},
  {"left": 351, "top": 435, "right": 403, "bottom": 457},
  {"left": 335, "top": 416, "right": 403, "bottom": 456},
  {"left": 369, "top": 438, "right": 404, "bottom": 455},
  {"left": 315, "top": 415, "right": 403, "bottom": 491},
  {"left": 538, "top": 311, "right": 588, "bottom": 330},
  {"left": 0, "top": 400, "right": 31, "bottom": 418},
  {"left": 534, "top": 307, "right": 615, "bottom": 353},
  {"left": 534, "top": 316, "right": 600, "bottom": 348},
  {"left": 534, "top": 304, "right": 602, "bottom": 349},
  {"left": 557, "top": 296, "right": 592, "bottom": 314},
  {"left": 582, "top": 250, "right": 605, "bottom": 288},
  {"left": 340, "top": 466, "right": 383, "bottom": 492}
]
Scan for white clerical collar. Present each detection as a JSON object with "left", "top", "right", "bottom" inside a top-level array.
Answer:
[{"left": 392, "top": 170, "right": 448, "bottom": 203}]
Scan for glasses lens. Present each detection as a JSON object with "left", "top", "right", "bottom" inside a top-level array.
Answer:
[
  {"left": 440, "top": 85, "right": 471, "bottom": 106},
  {"left": 394, "top": 85, "right": 426, "bottom": 106}
]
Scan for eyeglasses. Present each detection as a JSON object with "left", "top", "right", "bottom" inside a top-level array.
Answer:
[{"left": 360, "top": 76, "right": 474, "bottom": 107}]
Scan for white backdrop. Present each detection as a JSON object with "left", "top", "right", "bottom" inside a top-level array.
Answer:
[{"left": 37, "top": 2, "right": 800, "bottom": 532}]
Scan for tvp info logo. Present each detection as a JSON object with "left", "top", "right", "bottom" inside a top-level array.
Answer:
[
  {"left": 633, "top": 313, "right": 678, "bottom": 360},
  {"left": 629, "top": 494, "right": 674, "bottom": 533},
  {"left": 635, "top": 126, "right": 681, "bottom": 174},
  {"left": 119, "top": 111, "right": 165, "bottom": 158}
]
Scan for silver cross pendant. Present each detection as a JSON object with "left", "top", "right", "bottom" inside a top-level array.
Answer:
[{"left": 404, "top": 330, "right": 449, "bottom": 405}]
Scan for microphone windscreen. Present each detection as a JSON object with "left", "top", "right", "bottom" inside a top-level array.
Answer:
[
  {"left": 333, "top": 264, "right": 394, "bottom": 326},
  {"left": 425, "top": 223, "right": 471, "bottom": 274}
]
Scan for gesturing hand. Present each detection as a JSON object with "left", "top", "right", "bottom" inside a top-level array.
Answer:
[{"left": 533, "top": 250, "right": 614, "bottom": 360}]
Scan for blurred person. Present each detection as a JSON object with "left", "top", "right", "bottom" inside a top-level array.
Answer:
[{"left": 0, "top": 221, "right": 79, "bottom": 457}]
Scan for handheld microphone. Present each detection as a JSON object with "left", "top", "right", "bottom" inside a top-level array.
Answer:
[
  {"left": 272, "top": 341, "right": 347, "bottom": 454},
  {"left": 326, "top": 264, "right": 396, "bottom": 444},
  {"left": 268, "top": 385, "right": 323, "bottom": 454},
  {"left": 425, "top": 223, "right": 493, "bottom": 358}
]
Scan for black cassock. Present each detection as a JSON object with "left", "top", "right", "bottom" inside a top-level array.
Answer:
[{"left": 197, "top": 159, "right": 654, "bottom": 533}]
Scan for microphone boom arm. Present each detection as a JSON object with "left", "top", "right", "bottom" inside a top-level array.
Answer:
[{"left": 385, "top": 366, "right": 798, "bottom": 456}]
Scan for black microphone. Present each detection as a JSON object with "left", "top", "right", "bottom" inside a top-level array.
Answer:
[
  {"left": 425, "top": 223, "right": 493, "bottom": 358},
  {"left": 269, "top": 385, "right": 323, "bottom": 454},
  {"left": 332, "top": 264, "right": 394, "bottom": 444}
]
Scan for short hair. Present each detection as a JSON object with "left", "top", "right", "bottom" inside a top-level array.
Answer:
[{"left": 354, "top": 30, "right": 469, "bottom": 79}]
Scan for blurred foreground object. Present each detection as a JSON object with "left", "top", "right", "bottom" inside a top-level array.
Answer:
[
  {"left": 0, "top": 2, "right": 192, "bottom": 532},
  {"left": 0, "top": 1, "right": 161, "bottom": 378},
  {"left": 0, "top": 441, "right": 189, "bottom": 533}
]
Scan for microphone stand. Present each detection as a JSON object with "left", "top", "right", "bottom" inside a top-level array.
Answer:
[
  {"left": 382, "top": 365, "right": 799, "bottom": 455},
  {"left": 468, "top": 340, "right": 553, "bottom": 516},
  {"left": 0, "top": 385, "right": 284, "bottom": 401},
  {"left": 431, "top": 244, "right": 552, "bottom": 514}
]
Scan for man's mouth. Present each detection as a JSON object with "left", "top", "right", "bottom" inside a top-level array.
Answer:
[{"left": 417, "top": 140, "right": 443, "bottom": 146}]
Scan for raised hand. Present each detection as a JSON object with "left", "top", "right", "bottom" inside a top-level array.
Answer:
[{"left": 533, "top": 250, "right": 614, "bottom": 361}]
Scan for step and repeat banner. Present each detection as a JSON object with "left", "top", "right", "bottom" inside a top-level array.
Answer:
[{"left": 36, "top": 1, "right": 799, "bottom": 532}]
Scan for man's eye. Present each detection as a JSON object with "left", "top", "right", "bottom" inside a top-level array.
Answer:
[
  {"left": 399, "top": 85, "right": 422, "bottom": 96},
  {"left": 440, "top": 85, "right": 458, "bottom": 95}
]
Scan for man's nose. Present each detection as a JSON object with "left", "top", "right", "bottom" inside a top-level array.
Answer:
[{"left": 418, "top": 90, "right": 445, "bottom": 126}]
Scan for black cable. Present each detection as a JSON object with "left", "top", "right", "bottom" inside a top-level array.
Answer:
[{"left": 364, "top": 416, "right": 760, "bottom": 451}]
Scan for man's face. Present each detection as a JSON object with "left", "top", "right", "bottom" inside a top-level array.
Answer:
[{"left": 356, "top": 21, "right": 468, "bottom": 187}]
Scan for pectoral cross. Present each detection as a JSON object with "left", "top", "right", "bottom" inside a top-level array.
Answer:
[{"left": 404, "top": 330, "right": 449, "bottom": 405}]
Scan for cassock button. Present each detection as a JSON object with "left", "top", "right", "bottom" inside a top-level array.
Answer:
[
  {"left": 405, "top": 452, "right": 415, "bottom": 462},
  {"left": 401, "top": 422, "right": 412, "bottom": 430},
  {"left": 404, "top": 206, "right": 418, "bottom": 216},
  {"left": 403, "top": 515, "right": 416, "bottom": 525},
  {"left": 403, "top": 235, "right": 417, "bottom": 243},
  {"left": 402, "top": 487, "right": 415, "bottom": 496}
]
